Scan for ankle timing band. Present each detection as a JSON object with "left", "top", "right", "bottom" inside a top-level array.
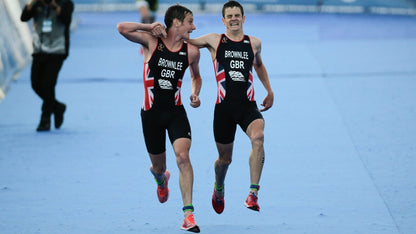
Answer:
[
  {"left": 250, "top": 184, "right": 260, "bottom": 191},
  {"left": 182, "top": 204, "right": 194, "bottom": 212},
  {"left": 215, "top": 182, "right": 224, "bottom": 191},
  {"left": 150, "top": 169, "right": 165, "bottom": 185},
  {"left": 155, "top": 177, "right": 165, "bottom": 185}
]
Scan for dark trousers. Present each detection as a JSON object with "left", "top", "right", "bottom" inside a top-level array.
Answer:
[{"left": 31, "top": 54, "right": 65, "bottom": 118}]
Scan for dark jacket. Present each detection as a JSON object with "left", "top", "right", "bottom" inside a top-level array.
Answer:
[{"left": 21, "top": 0, "right": 74, "bottom": 58}]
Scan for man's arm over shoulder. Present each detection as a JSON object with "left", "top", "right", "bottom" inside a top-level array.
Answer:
[
  {"left": 117, "top": 22, "right": 160, "bottom": 48},
  {"left": 187, "top": 33, "right": 221, "bottom": 59},
  {"left": 188, "top": 33, "right": 221, "bottom": 49}
]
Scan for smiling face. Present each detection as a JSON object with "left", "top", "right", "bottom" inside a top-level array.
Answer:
[
  {"left": 177, "top": 13, "right": 196, "bottom": 40},
  {"left": 222, "top": 6, "right": 245, "bottom": 33},
  {"left": 164, "top": 5, "right": 195, "bottom": 40}
]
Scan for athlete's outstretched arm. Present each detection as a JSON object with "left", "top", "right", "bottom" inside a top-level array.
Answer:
[
  {"left": 187, "top": 33, "right": 221, "bottom": 60},
  {"left": 251, "top": 37, "right": 274, "bottom": 112},
  {"left": 188, "top": 44, "right": 202, "bottom": 108},
  {"left": 117, "top": 21, "right": 166, "bottom": 48}
]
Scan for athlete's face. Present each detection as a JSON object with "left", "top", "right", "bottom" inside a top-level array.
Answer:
[
  {"left": 222, "top": 7, "right": 245, "bottom": 32},
  {"left": 177, "top": 13, "right": 196, "bottom": 40}
]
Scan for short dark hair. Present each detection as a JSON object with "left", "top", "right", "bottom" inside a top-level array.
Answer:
[
  {"left": 222, "top": 1, "right": 244, "bottom": 17},
  {"left": 164, "top": 4, "right": 193, "bottom": 29}
]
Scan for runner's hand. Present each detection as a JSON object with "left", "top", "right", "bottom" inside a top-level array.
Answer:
[
  {"left": 190, "top": 94, "right": 200, "bottom": 108},
  {"left": 260, "top": 92, "right": 274, "bottom": 112},
  {"left": 151, "top": 22, "right": 167, "bottom": 38}
]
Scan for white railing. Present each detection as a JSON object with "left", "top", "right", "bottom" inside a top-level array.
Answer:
[{"left": 0, "top": 0, "right": 32, "bottom": 101}]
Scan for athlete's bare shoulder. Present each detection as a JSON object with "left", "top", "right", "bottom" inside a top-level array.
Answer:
[
  {"left": 248, "top": 35, "right": 262, "bottom": 55},
  {"left": 248, "top": 35, "right": 261, "bottom": 47},
  {"left": 187, "top": 42, "right": 201, "bottom": 63}
]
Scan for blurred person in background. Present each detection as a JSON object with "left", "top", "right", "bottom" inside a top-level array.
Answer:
[
  {"left": 136, "top": 0, "right": 158, "bottom": 23},
  {"left": 136, "top": 0, "right": 159, "bottom": 55},
  {"left": 118, "top": 4, "right": 201, "bottom": 233},
  {"left": 21, "top": 0, "right": 74, "bottom": 131},
  {"left": 187, "top": 0, "right": 274, "bottom": 214}
]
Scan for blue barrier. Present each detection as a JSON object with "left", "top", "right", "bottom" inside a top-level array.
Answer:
[
  {"left": 72, "top": 0, "right": 416, "bottom": 15},
  {"left": 72, "top": 0, "right": 415, "bottom": 9}
]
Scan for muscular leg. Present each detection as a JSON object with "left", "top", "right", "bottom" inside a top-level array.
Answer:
[
  {"left": 172, "top": 138, "right": 194, "bottom": 217},
  {"left": 214, "top": 142, "right": 233, "bottom": 191},
  {"left": 245, "top": 119, "right": 265, "bottom": 195}
]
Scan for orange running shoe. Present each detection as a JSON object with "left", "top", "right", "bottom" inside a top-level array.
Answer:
[
  {"left": 211, "top": 188, "right": 224, "bottom": 214},
  {"left": 156, "top": 170, "right": 170, "bottom": 203},
  {"left": 181, "top": 213, "right": 200, "bottom": 233},
  {"left": 244, "top": 192, "right": 260, "bottom": 211}
]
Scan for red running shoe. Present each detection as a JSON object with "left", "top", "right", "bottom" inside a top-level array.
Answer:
[
  {"left": 211, "top": 188, "right": 225, "bottom": 214},
  {"left": 181, "top": 213, "right": 200, "bottom": 233},
  {"left": 157, "top": 170, "right": 170, "bottom": 203},
  {"left": 244, "top": 192, "right": 260, "bottom": 211}
]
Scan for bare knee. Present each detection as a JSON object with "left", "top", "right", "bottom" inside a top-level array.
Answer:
[
  {"left": 218, "top": 156, "right": 232, "bottom": 166},
  {"left": 176, "top": 151, "right": 191, "bottom": 168},
  {"left": 216, "top": 142, "right": 233, "bottom": 166},
  {"left": 251, "top": 131, "right": 264, "bottom": 149}
]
